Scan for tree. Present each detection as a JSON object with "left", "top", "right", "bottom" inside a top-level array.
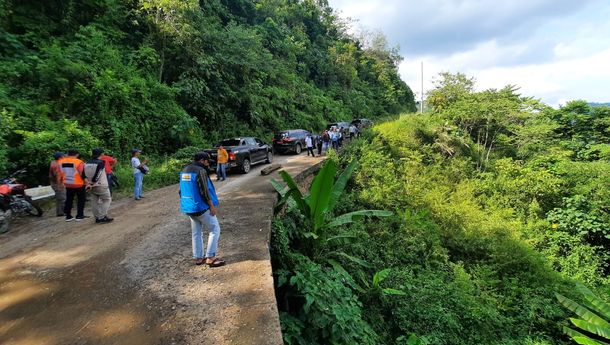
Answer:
[{"left": 427, "top": 72, "right": 475, "bottom": 113}]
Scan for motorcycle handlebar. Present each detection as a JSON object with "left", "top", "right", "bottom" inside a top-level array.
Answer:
[{"left": 1, "top": 169, "right": 26, "bottom": 184}]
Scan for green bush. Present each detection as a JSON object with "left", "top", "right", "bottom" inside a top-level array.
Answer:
[{"left": 277, "top": 253, "right": 379, "bottom": 345}]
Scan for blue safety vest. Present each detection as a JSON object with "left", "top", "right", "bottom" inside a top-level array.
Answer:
[{"left": 179, "top": 172, "right": 219, "bottom": 214}]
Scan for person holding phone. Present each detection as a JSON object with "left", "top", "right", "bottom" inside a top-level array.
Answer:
[{"left": 131, "top": 148, "right": 148, "bottom": 200}]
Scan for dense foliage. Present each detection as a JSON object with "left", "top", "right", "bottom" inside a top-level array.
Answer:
[
  {"left": 272, "top": 73, "right": 610, "bottom": 344},
  {"left": 0, "top": 0, "right": 414, "bottom": 184}
]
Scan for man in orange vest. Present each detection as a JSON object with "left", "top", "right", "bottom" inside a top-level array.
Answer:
[{"left": 60, "top": 149, "right": 87, "bottom": 221}]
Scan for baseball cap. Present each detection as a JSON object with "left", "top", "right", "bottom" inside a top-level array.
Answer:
[
  {"left": 193, "top": 152, "right": 210, "bottom": 161},
  {"left": 131, "top": 148, "right": 142, "bottom": 154},
  {"left": 53, "top": 152, "right": 65, "bottom": 160}
]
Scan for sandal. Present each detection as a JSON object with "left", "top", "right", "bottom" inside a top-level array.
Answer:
[
  {"left": 205, "top": 258, "right": 226, "bottom": 268},
  {"left": 193, "top": 258, "right": 205, "bottom": 265}
]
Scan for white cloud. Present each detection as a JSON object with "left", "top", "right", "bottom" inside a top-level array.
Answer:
[
  {"left": 330, "top": 0, "right": 610, "bottom": 106},
  {"left": 401, "top": 47, "right": 610, "bottom": 106}
]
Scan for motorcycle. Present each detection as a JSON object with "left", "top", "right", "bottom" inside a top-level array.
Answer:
[{"left": 0, "top": 169, "right": 43, "bottom": 234}]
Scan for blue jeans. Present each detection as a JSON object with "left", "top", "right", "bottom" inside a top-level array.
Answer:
[
  {"left": 189, "top": 212, "right": 221, "bottom": 259},
  {"left": 134, "top": 171, "right": 144, "bottom": 199},
  {"left": 107, "top": 173, "right": 114, "bottom": 194},
  {"left": 216, "top": 163, "right": 226, "bottom": 180}
]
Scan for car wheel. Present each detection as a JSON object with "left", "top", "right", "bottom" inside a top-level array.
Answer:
[
  {"left": 266, "top": 151, "right": 273, "bottom": 164},
  {"left": 295, "top": 143, "right": 302, "bottom": 154},
  {"left": 241, "top": 158, "right": 251, "bottom": 174}
]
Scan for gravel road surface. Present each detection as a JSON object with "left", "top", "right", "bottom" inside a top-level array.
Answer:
[{"left": 0, "top": 153, "right": 323, "bottom": 345}]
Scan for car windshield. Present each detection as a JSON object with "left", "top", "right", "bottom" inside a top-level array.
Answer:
[
  {"left": 216, "top": 139, "right": 242, "bottom": 147},
  {"left": 275, "top": 132, "right": 289, "bottom": 139}
]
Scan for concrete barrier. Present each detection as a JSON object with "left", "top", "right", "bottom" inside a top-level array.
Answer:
[{"left": 25, "top": 185, "right": 55, "bottom": 201}]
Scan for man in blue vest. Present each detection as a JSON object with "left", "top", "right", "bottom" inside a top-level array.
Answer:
[{"left": 180, "top": 152, "right": 225, "bottom": 267}]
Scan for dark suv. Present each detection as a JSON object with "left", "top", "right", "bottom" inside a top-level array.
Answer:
[
  {"left": 351, "top": 118, "right": 373, "bottom": 129},
  {"left": 273, "top": 129, "right": 311, "bottom": 154}
]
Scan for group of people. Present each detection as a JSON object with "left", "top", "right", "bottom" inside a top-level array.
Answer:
[
  {"left": 49, "top": 148, "right": 116, "bottom": 223},
  {"left": 304, "top": 124, "right": 359, "bottom": 157},
  {"left": 49, "top": 147, "right": 149, "bottom": 224},
  {"left": 47, "top": 147, "right": 225, "bottom": 267}
]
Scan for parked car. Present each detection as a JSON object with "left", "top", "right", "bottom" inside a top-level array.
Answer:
[
  {"left": 326, "top": 121, "right": 350, "bottom": 136},
  {"left": 351, "top": 118, "right": 373, "bottom": 129},
  {"left": 204, "top": 137, "right": 273, "bottom": 174},
  {"left": 273, "top": 129, "right": 311, "bottom": 154}
]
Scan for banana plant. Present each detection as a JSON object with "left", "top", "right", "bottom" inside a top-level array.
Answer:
[
  {"left": 372, "top": 269, "right": 407, "bottom": 296},
  {"left": 271, "top": 159, "right": 392, "bottom": 237},
  {"left": 556, "top": 283, "right": 610, "bottom": 344}
]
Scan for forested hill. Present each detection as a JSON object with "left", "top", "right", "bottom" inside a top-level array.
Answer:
[{"left": 0, "top": 0, "right": 415, "bottom": 180}]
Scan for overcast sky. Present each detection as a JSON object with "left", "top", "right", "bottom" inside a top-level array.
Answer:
[{"left": 328, "top": 0, "right": 610, "bottom": 107}]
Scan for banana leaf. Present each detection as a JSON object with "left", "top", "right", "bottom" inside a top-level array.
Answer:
[
  {"left": 557, "top": 293, "right": 610, "bottom": 328},
  {"left": 382, "top": 288, "right": 407, "bottom": 296},
  {"left": 325, "top": 210, "right": 393, "bottom": 229},
  {"left": 578, "top": 283, "right": 610, "bottom": 320},
  {"left": 279, "top": 170, "right": 310, "bottom": 218},
  {"left": 570, "top": 318, "right": 610, "bottom": 339},
  {"left": 327, "top": 160, "right": 358, "bottom": 213},
  {"left": 305, "top": 159, "right": 336, "bottom": 232},
  {"left": 566, "top": 324, "right": 609, "bottom": 345},
  {"left": 325, "top": 234, "right": 360, "bottom": 246},
  {"left": 373, "top": 268, "right": 391, "bottom": 287}
]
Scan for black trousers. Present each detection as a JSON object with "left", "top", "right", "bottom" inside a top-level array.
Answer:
[
  {"left": 307, "top": 147, "right": 315, "bottom": 156},
  {"left": 317, "top": 143, "right": 322, "bottom": 155},
  {"left": 65, "top": 186, "right": 86, "bottom": 218}
]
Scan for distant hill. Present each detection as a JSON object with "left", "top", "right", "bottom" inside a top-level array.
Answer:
[{"left": 590, "top": 102, "right": 610, "bottom": 107}]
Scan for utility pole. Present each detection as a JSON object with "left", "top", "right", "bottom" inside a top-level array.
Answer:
[{"left": 421, "top": 61, "right": 424, "bottom": 114}]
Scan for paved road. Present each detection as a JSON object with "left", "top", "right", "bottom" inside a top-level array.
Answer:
[{"left": 0, "top": 152, "right": 324, "bottom": 345}]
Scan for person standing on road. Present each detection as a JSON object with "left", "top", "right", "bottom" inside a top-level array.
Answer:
[
  {"left": 349, "top": 124, "right": 358, "bottom": 140},
  {"left": 99, "top": 151, "right": 117, "bottom": 195},
  {"left": 331, "top": 128, "right": 339, "bottom": 150},
  {"left": 179, "top": 152, "right": 225, "bottom": 267},
  {"left": 305, "top": 133, "right": 315, "bottom": 157},
  {"left": 322, "top": 130, "right": 330, "bottom": 153},
  {"left": 317, "top": 132, "right": 323, "bottom": 156},
  {"left": 49, "top": 152, "right": 66, "bottom": 217},
  {"left": 60, "top": 150, "right": 87, "bottom": 221},
  {"left": 131, "top": 149, "right": 148, "bottom": 200},
  {"left": 216, "top": 145, "right": 228, "bottom": 181},
  {"left": 84, "top": 148, "right": 113, "bottom": 224}
]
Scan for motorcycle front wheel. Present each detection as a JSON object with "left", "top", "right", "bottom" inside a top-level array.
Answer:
[
  {"left": 24, "top": 196, "right": 43, "bottom": 217},
  {"left": 0, "top": 209, "right": 11, "bottom": 234}
]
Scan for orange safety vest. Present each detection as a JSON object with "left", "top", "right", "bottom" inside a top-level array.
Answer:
[{"left": 59, "top": 156, "right": 85, "bottom": 188}]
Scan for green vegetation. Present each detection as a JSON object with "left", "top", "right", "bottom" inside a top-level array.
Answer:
[
  {"left": 271, "top": 73, "right": 610, "bottom": 344},
  {"left": 557, "top": 283, "right": 610, "bottom": 344},
  {"left": 0, "top": 0, "right": 414, "bottom": 185}
]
